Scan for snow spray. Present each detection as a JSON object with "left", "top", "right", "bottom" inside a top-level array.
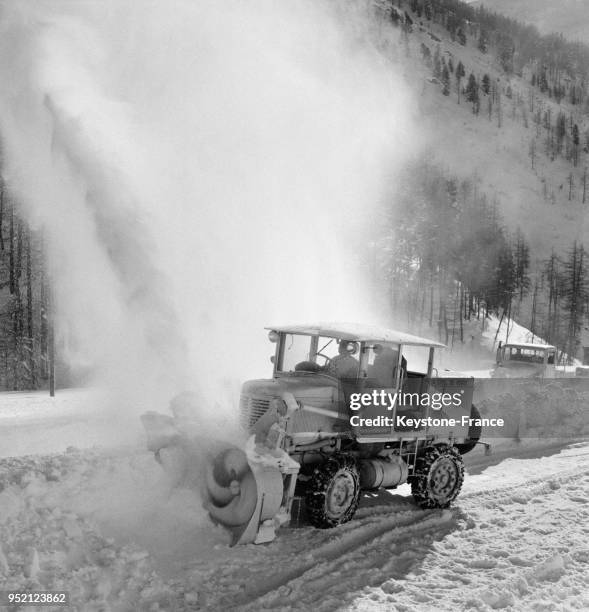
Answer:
[{"left": 0, "top": 1, "right": 415, "bottom": 423}]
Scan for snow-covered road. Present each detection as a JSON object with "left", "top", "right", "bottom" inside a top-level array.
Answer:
[{"left": 0, "top": 390, "right": 588, "bottom": 611}]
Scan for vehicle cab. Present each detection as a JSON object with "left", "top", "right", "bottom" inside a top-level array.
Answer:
[
  {"left": 494, "top": 342, "right": 557, "bottom": 378},
  {"left": 240, "top": 323, "right": 473, "bottom": 447}
]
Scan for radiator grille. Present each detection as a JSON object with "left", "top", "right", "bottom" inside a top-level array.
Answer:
[{"left": 239, "top": 395, "right": 271, "bottom": 429}]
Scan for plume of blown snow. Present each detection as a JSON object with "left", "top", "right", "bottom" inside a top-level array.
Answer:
[{"left": 0, "top": 0, "right": 416, "bottom": 425}]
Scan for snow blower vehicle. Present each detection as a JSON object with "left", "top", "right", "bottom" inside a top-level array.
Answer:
[{"left": 142, "top": 323, "right": 483, "bottom": 545}]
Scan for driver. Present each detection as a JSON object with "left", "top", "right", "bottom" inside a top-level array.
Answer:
[{"left": 325, "top": 339, "right": 359, "bottom": 379}]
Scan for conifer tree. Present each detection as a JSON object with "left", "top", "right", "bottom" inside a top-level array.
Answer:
[
  {"left": 481, "top": 74, "right": 490, "bottom": 95},
  {"left": 562, "top": 242, "right": 588, "bottom": 362},
  {"left": 442, "top": 65, "right": 450, "bottom": 96},
  {"left": 477, "top": 30, "right": 487, "bottom": 54},
  {"left": 465, "top": 73, "right": 480, "bottom": 114},
  {"left": 572, "top": 124, "right": 580, "bottom": 166},
  {"left": 455, "top": 61, "right": 465, "bottom": 104}
]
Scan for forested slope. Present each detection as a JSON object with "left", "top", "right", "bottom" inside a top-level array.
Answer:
[{"left": 369, "top": 0, "right": 589, "bottom": 361}]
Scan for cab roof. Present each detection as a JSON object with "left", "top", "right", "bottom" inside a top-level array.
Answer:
[
  {"left": 266, "top": 322, "right": 446, "bottom": 348},
  {"left": 503, "top": 342, "right": 556, "bottom": 351}
]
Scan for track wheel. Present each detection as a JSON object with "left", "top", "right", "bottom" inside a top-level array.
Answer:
[
  {"left": 411, "top": 445, "right": 464, "bottom": 509},
  {"left": 306, "top": 455, "right": 360, "bottom": 528}
]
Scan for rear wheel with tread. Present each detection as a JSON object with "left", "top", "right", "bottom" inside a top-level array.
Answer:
[
  {"left": 306, "top": 455, "right": 360, "bottom": 528},
  {"left": 411, "top": 445, "right": 464, "bottom": 509}
]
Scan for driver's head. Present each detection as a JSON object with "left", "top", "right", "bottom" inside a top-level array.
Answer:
[{"left": 339, "top": 340, "right": 358, "bottom": 355}]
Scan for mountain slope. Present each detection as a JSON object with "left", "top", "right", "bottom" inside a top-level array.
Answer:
[
  {"left": 369, "top": 2, "right": 589, "bottom": 356},
  {"left": 393, "top": 12, "right": 589, "bottom": 263},
  {"left": 472, "top": 0, "right": 589, "bottom": 46}
]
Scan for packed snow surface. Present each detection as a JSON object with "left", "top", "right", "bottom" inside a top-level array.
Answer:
[{"left": 0, "top": 389, "right": 588, "bottom": 611}]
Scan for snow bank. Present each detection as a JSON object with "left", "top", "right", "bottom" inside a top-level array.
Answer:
[
  {"left": 1, "top": 440, "right": 588, "bottom": 610},
  {"left": 474, "top": 378, "right": 589, "bottom": 441},
  {"left": 0, "top": 447, "right": 229, "bottom": 610}
]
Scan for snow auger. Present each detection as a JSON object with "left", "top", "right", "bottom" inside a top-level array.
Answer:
[
  {"left": 143, "top": 323, "right": 486, "bottom": 545},
  {"left": 141, "top": 393, "right": 300, "bottom": 546},
  {"left": 203, "top": 437, "right": 299, "bottom": 545}
]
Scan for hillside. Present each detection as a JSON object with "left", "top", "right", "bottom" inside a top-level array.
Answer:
[
  {"left": 370, "top": 1, "right": 589, "bottom": 359},
  {"left": 405, "top": 13, "right": 589, "bottom": 261},
  {"left": 383, "top": 2, "right": 589, "bottom": 254},
  {"left": 471, "top": 0, "right": 589, "bottom": 46}
]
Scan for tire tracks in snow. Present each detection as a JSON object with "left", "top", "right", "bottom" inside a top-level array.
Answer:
[
  {"left": 220, "top": 507, "right": 459, "bottom": 610},
  {"left": 218, "top": 450, "right": 589, "bottom": 610}
]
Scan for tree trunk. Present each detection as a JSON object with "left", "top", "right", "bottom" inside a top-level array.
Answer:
[
  {"left": 0, "top": 187, "right": 5, "bottom": 251},
  {"left": 459, "top": 284, "right": 464, "bottom": 343},
  {"left": 49, "top": 315, "right": 55, "bottom": 397},
  {"left": 429, "top": 280, "right": 434, "bottom": 328},
  {"left": 26, "top": 232, "right": 35, "bottom": 388},
  {"left": 505, "top": 298, "right": 513, "bottom": 344},
  {"left": 9, "top": 206, "right": 15, "bottom": 295},
  {"left": 493, "top": 308, "right": 505, "bottom": 348}
]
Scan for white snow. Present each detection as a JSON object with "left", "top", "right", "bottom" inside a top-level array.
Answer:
[
  {"left": 0, "top": 390, "right": 588, "bottom": 610},
  {"left": 0, "top": 389, "right": 148, "bottom": 458}
]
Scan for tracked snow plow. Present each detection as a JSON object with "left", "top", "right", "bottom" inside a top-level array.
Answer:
[{"left": 142, "top": 323, "right": 485, "bottom": 545}]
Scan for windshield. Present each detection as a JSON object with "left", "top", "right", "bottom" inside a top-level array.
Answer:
[
  {"left": 277, "top": 335, "right": 429, "bottom": 383},
  {"left": 278, "top": 334, "right": 355, "bottom": 375},
  {"left": 504, "top": 347, "right": 549, "bottom": 364},
  {"left": 280, "top": 334, "right": 311, "bottom": 372}
]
